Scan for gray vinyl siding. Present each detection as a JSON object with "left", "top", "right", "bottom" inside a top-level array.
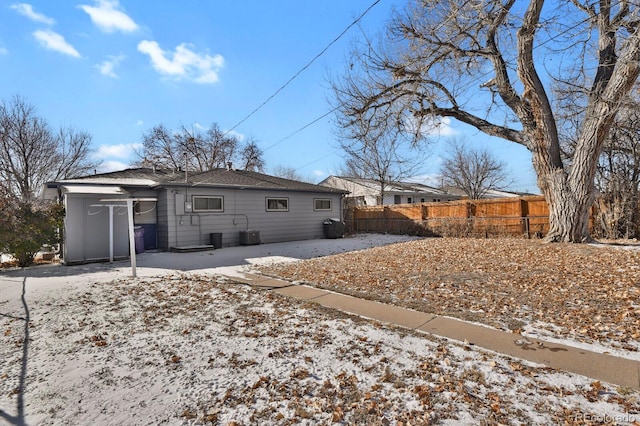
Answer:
[
  {"left": 161, "top": 187, "right": 342, "bottom": 248},
  {"left": 55, "top": 168, "right": 347, "bottom": 263},
  {"left": 129, "top": 190, "right": 158, "bottom": 224},
  {"left": 63, "top": 194, "right": 129, "bottom": 264},
  {"left": 156, "top": 190, "right": 170, "bottom": 251}
]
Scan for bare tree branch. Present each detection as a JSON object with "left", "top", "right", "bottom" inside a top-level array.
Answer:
[
  {"left": 331, "top": 0, "right": 640, "bottom": 242},
  {"left": 441, "top": 139, "right": 511, "bottom": 199},
  {"left": 0, "top": 95, "right": 99, "bottom": 203},
  {"left": 134, "top": 123, "right": 266, "bottom": 172}
]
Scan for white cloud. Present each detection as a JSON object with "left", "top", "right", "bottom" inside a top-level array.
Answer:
[
  {"left": 95, "top": 54, "right": 125, "bottom": 78},
  {"left": 10, "top": 3, "right": 55, "bottom": 25},
  {"left": 0, "top": 47, "right": 8, "bottom": 55},
  {"left": 78, "top": 0, "right": 138, "bottom": 33},
  {"left": 33, "top": 30, "right": 80, "bottom": 58},
  {"left": 137, "top": 40, "right": 224, "bottom": 84},
  {"left": 405, "top": 115, "right": 457, "bottom": 138},
  {"left": 432, "top": 117, "right": 457, "bottom": 136},
  {"left": 224, "top": 129, "right": 245, "bottom": 141},
  {"left": 96, "top": 143, "right": 141, "bottom": 159},
  {"left": 136, "top": 120, "right": 144, "bottom": 126},
  {"left": 98, "top": 160, "right": 129, "bottom": 173},
  {"left": 312, "top": 170, "right": 325, "bottom": 177}
]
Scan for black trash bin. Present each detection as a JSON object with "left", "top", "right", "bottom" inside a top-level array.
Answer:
[
  {"left": 323, "top": 218, "right": 345, "bottom": 239},
  {"left": 134, "top": 226, "right": 145, "bottom": 254},
  {"left": 210, "top": 232, "right": 223, "bottom": 249}
]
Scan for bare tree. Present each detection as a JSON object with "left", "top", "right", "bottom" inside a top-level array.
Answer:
[
  {"left": 135, "top": 124, "right": 182, "bottom": 170},
  {"left": 51, "top": 127, "right": 97, "bottom": 180},
  {"left": 135, "top": 123, "right": 265, "bottom": 172},
  {"left": 271, "top": 165, "right": 305, "bottom": 181},
  {"left": 336, "top": 105, "right": 425, "bottom": 204},
  {"left": 333, "top": 0, "right": 640, "bottom": 242},
  {"left": 591, "top": 98, "right": 640, "bottom": 239},
  {"left": 239, "top": 138, "right": 265, "bottom": 172},
  {"left": 441, "top": 140, "right": 510, "bottom": 199},
  {"left": 0, "top": 96, "right": 98, "bottom": 203},
  {"left": 202, "top": 124, "right": 239, "bottom": 169}
]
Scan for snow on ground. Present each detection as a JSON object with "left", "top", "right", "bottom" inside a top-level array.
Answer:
[{"left": 1, "top": 235, "right": 640, "bottom": 425}]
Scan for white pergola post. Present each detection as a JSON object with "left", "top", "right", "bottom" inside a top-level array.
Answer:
[
  {"left": 99, "top": 197, "right": 156, "bottom": 278},
  {"left": 126, "top": 199, "right": 137, "bottom": 277},
  {"left": 108, "top": 205, "right": 115, "bottom": 263}
]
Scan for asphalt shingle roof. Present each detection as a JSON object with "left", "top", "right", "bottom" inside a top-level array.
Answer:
[
  {"left": 62, "top": 168, "right": 346, "bottom": 194},
  {"left": 324, "top": 176, "right": 448, "bottom": 195}
]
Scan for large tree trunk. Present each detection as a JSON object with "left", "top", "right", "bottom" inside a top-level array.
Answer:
[
  {"left": 516, "top": 0, "right": 640, "bottom": 243},
  {"left": 539, "top": 168, "right": 593, "bottom": 242},
  {"left": 516, "top": 0, "right": 588, "bottom": 242},
  {"left": 544, "top": 37, "right": 640, "bottom": 242},
  {"left": 332, "top": 0, "right": 640, "bottom": 243}
]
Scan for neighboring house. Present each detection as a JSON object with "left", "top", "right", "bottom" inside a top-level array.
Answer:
[
  {"left": 319, "top": 176, "right": 460, "bottom": 206},
  {"left": 441, "top": 185, "right": 538, "bottom": 199},
  {"left": 45, "top": 167, "right": 346, "bottom": 265}
]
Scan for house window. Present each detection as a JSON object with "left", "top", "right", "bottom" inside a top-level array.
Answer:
[
  {"left": 394, "top": 195, "right": 402, "bottom": 204},
  {"left": 314, "top": 198, "right": 332, "bottom": 211},
  {"left": 407, "top": 197, "right": 413, "bottom": 204},
  {"left": 192, "top": 196, "right": 223, "bottom": 212},
  {"left": 266, "top": 197, "right": 289, "bottom": 211}
]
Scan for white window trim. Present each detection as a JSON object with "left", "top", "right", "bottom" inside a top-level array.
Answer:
[
  {"left": 192, "top": 195, "right": 224, "bottom": 212},
  {"left": 314, "top": 198, "right": 332, "bottom": 211},
  {"left": 266, "top": 197, "right": 289, "bottom": 212}
]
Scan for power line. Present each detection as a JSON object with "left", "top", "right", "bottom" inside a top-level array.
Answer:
[
  {"left": 263, "top": 106, "right": 339, "bottom": 152},
  {"left": 294, "top": 148, "right": 342, "bottom": 172},
  {"left": 262, "top": 1, "right": 597, "bottom": 173},
  {"left": 225, "top": 0, "right": 382, "bottom": 135}
]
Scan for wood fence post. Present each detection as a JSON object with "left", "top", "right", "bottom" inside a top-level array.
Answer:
[{"left": 519, "top": 198, "right": 529, "bottom": 238}]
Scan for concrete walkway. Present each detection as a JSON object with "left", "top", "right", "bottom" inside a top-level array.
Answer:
[{"left": 234, "top": 272, "right": 640, "bottom": 391}]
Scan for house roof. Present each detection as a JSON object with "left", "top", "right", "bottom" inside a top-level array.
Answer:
[
  {"left": 62, "top": 185, "right": 128, "bottom": 195},
  {"left": 321, "top": 176, "right": 449, "bottom": 196},
  {"left": 53, "top": 168, "right": 347, "bottom": 194},
  {"left": 441, "top": 185, "right": 537, "bottom": 198}
]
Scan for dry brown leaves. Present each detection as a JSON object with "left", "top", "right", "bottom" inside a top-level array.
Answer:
[
  {"left": 4, "top": 268, "right": 640, "bottom": 424},
  {"left": 259, "top": 237, "right": 640, "bottom": 350}
]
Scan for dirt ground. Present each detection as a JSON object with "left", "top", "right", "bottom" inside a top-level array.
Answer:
[{"left": 259, "top": 237, "right": 640, "bottom": 355}]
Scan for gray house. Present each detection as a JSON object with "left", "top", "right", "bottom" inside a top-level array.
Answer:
[
  {"left": 45, "top": 168, "right": 346, "bottom": 265},
  {"left": 320, "top": 176, "right": 460, "bottom": 206}
]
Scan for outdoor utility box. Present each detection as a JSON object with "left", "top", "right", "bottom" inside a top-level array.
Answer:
[
  {"left": 323, "top": 218, "right": 345, "bottom": 239},
  {"left": 239, "top": 230, "right": 260, "bottom": 245},
  {"left": 210, "top": 232, "right": 223, "bottom": 249}
]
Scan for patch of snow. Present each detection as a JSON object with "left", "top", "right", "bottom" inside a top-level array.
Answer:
[
  {"left": 1, "top": 235, "right": 639, "bottom": 424},
  {"left": 523, "top": 321, "right": 640, "bottom": 361}
]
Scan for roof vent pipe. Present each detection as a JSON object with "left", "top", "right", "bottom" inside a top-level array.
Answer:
[
  {"left": 184, "top": 152, "right": 188, "bottom": 182},
  {"left": 227, "top": 162, "right": 232, "bottom": 171}
]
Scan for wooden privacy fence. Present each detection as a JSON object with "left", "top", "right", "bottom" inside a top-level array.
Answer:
[{"left": 345, "top": 196, "right": 555, "bottom": 238}]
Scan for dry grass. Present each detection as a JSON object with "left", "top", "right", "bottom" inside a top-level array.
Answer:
[{"left": 259, "top": 237, "right": 640, "bottom": 352}]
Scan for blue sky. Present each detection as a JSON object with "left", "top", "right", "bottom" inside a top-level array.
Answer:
[{"left": 0, "top": 0, "right": 539, "bottom": 193}]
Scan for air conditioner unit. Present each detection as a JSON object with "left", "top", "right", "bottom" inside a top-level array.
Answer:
[{"left": 239, "top": 230, "right": 260, "bottom": 245}]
